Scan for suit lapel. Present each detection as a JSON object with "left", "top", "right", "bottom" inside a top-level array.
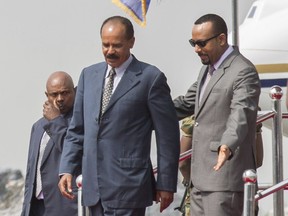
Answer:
[
  {"left": 196, "top": 66, "right": 208, "bottom": 110},
  {"left": 41, "top": 135, "right": 52, "bottom": 166},
  {"left": 197, "top": 46, "right": 240, "bottom": 112},
  {"left": 34, "top": 120, "right": 51, "bottom": 167},
  {"left": 92, "top": 63, "right": 107, "bottom": 118},
  {"left": 196, "top": 67, "right": 225, "bottom": 118},
  {"left": 33, "top": 124, "right": 45, "bottom": 165},
  {"left": 84, "top": 62, "right": 108, "bottom": 118},
  {"left": 196, "top": 47, "right": 240, "bottom": 118}
]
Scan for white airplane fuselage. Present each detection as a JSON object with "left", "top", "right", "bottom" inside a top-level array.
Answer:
[{"left": 235, "top": 0, "right": 288, "bottom": 135}]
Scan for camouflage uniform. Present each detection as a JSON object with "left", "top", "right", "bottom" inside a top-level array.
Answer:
[{"left": 180, "top": 116, "right": 195, "bottom": 216}]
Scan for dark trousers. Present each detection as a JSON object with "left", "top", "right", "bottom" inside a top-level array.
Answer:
[
  {"left": 89, "top": 200, "right": 146, "bottom": 216},
  {"left": 29, "top": 196, "right": 45, "bottom": 216}
]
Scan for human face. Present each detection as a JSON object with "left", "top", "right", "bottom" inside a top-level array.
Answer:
[
  {"left": 189, "top": 33, "right": 221, "bottom": 48},
  {"left": 45, "top": 79, "right": 75, "bottom": 114},
  {"left": 101, "top": 21, "right": 135, "bottom": 68},
  {"left": 191, "top": 22, "right": 224, "bottom": 65}
]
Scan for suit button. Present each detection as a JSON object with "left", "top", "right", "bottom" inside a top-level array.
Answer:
[{"left": 194, "top": 122, "right": 199, "bottom": 127}]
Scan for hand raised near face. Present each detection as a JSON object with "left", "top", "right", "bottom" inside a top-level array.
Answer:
[{"left": 43, "top": 100, "right": 61, "bottom": 120}]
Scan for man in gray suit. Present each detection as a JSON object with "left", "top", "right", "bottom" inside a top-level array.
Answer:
[
  {"left": 21, "top": 71, "right": 79, "bottom": 216},
  {"left": 58, "top": 16, "right": 180, "bottom": 216},
  {"left": 173, "top": 14, "right": 260, "bottom": 216}
]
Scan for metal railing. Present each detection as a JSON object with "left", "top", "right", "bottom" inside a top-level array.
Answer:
[
  {"left": 244, "top": 85, "right": 287, "bottom": 216},
  {"left": 76, "top": 175, "right": 86, "bottom": 216},
  {"left": 243, "top": 170, "right": 257, "bottom": 216},
  {"left": 243, "top": 173, "right": 288, "bottom": 216}
]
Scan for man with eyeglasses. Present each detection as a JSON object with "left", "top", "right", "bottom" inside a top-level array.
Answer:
[{"left": 174, "top": 14, "right": 260, "bottom": 216}]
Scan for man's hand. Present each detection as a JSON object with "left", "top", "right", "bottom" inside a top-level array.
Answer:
[
  {"left": 58, "top": 174, "right": 75, "bottom": 200},
  {"left": 155, "top": 190, "right": 174, "bottom": 212},
  {"left": 213, "top": 145, "right": 231, "bottom": 171},
  {"left": 43, "top": 100, "right": 60, "bottom": 120}
]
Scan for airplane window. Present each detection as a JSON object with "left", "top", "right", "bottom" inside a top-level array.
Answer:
[{"left": 248, "top": 6, "right": 257, "bottom": 18}]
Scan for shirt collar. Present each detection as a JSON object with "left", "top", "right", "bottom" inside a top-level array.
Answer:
[
  {"left": 106, "top": 54, "right": 133, "bottom": 77},
  {"left": 212, "top": 45, "right": 234, "bottom": 70}
]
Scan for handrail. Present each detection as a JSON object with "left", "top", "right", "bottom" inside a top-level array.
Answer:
[
  {"left": 243, "top": 85, "right": 285, "bottom": 216},
  {"left": 256, "top": 111, "right": 288, "bottom": 123},
  {"left": 255, "top": 178, "right": 288, "bottom": 202},
  {"left": 282, "top": 112, "right": 288, "bottom": 119},
  {"left": 257, "top": 110, "right": 275, "bottom": 124},
  {"left": 258, "top": 183, "right": 288, "bottom": 191},
  {"left": 152, "top": 110, "right": 281, "bottom": 175}
]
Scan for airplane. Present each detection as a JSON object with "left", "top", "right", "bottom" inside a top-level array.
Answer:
[{"left": 235, "top": 0, "right": 288, "bottom": 136}]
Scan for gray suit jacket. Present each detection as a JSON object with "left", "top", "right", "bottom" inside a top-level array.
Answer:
[
  {"left": 60, "top": 56, "right": 180, "bottom": 208},
  {"left": 174, "top": 47, "right": 260, "bottom": 192},
  {"left": 21, "top": 111, "right": 78, "bottom": 216}
]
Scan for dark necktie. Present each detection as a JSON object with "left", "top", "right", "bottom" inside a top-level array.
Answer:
[
  {"left": 101, "top": 68, "right": 116, "bottom": 115},
  {"left": 199, "top": 65, "right": 215, "bottom": 103}
]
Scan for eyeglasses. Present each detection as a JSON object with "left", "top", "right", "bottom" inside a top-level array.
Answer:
[{"left": 189, "top": 33, "right": 221, "bottom": 48}]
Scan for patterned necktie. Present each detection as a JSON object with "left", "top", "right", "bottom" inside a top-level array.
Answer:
[
  {"left": 101, "top": 68, "right": 116, "bottom": 115},
  {"left": 199, "top": 65, "right": 215, "bottom": 103},
  {"left": 35, "top": 131, "right": 50, "bottom": 198}
]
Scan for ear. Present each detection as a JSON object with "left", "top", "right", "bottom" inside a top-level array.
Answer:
[
  {"left": 219, "top": 33, "right": 227, "bottom": 46},
  {"left": 129, "top": 37, "right": 135, "bottom": 49}
]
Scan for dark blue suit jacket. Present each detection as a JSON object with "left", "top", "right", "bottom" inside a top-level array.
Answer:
[
  {"left": 60, "top": 56, "right": 180, "bottom": 208},
  {"left": 21, "top": 111, "right": 79, "bottom": 216}
]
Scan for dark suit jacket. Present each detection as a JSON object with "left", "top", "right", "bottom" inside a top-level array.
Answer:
[
  {"left": 174, "top": 47, "right": 260, "bottom": 192},
  {"left": 21, "top": 111, "right": 79, "bottom": 216},
  {"left": 60, "top": 56, "right": 180, "bottom": 208}
]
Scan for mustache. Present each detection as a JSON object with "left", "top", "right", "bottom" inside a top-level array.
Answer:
[{"left": 106, "top": 54, "right": 119, "bottom": 60}]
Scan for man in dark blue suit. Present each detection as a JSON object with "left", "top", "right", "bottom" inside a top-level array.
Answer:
[
  {"left": 58, "top": 16, "right": 180, "bottom": 216},
  {"left": 21, "top": 71, "right": 79, "bottom": 216}
]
